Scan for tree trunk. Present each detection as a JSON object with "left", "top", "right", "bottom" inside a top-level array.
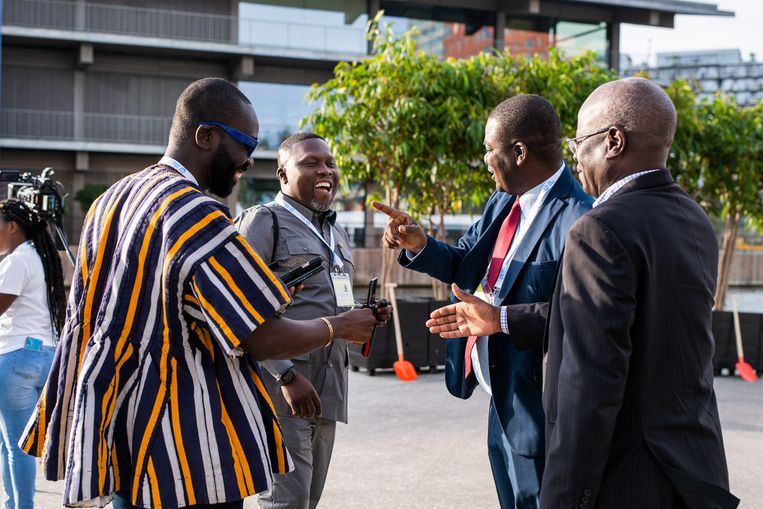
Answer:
[{"left": 714, "top": 210, "right": 740, "bottom": 310}]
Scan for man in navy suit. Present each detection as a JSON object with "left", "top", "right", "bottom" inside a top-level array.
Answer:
[{"left": 373, "top": 95, "right": 592, "bottom": 508}]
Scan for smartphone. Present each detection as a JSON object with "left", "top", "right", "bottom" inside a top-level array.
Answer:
[
  {"left": 361, "top": 277, "right": 378, "bottom": 357},
  {"left": 268, "top": 256, "right": 324, "bottom": 288}
]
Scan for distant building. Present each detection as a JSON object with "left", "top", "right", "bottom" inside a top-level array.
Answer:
[
  {"left": 441, "top": 24, "right": 550, "bottom": 60},
  {"left": 657, "top": 48, "right": 742, "bottom": 67},
  {"left": 624, "top": 49, "right": 763, "bottom": 106}
]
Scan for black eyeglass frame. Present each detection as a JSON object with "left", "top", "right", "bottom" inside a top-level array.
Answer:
[{"left": 566, "top": 127, "right": 611, "bottom": 155}]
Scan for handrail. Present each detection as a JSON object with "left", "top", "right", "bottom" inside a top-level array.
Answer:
[
  {"left": 2, "top": 0, "right": 368, "bottom": 54},
  {"left": 0, "top": 108, "right": 295, "bottom": 147}
]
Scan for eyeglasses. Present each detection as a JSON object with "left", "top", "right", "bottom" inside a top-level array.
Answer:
[
  {"left": 199, "top": 121, "right": 259, "bottom": 158},
  {"left": 566, "top": 127, "right": 610, "bottom": 155}
]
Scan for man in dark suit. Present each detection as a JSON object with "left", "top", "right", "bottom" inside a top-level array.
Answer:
[
  {"left": 542, "top": 77, "right": 737, "bottom": 509},
  {"left": 427, "top": 78, "right": 738, "bottom": 509},
  {"left": 374, "top": 95, "right": 592, "bottom": 508}
]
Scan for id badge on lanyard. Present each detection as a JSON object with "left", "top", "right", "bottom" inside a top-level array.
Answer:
[{"left": 331, "top": 270, "right": 354, "bottom": 308}]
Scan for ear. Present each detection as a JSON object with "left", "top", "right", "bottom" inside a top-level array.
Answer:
[
  {"left": 605, "top": 126, "right": 626, "bottom": 158},
  {"left": 514, "top": 142, "right": 529, "bottom": 166},
  {"left": 276, "top": 166, "right": 288, "bottom": 184},
  {"left": 6, "top": 221, "right": 19, "bottom": 235},
  {"left": 195, "top": 124, "right": 217, "bottom": 151}
]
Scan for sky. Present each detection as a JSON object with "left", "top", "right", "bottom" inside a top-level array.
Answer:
[{"left": 619, "top": 0, "right": 763, "bottom": 66}]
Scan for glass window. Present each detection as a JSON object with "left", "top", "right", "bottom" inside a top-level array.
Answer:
[
  {"left": 239, "top": 82, "right": 312, "bottom": 151},
  {"left": 553, "top": 21, "right": 609, "bottom": 64},
  {"left": 235, "top": 177, "right": 281, "bottom": 215},
  {"left": 238, "top": 2, "right": 368, "bottom": 54}
]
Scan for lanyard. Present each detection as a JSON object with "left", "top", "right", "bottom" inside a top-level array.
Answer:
[
  {"left": 274, "top": 195, "right": 344, "bottom": 271},
  {"left": 159, "top": 156, "right": 199, "bottom": 186}
]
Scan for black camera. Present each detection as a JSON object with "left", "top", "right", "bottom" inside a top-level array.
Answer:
[
  {"left": 0, "top": 167, "right": 74, "bottom": 265},
  {"left": 0, "top": 168, "right": 65, "bottom": 223}
]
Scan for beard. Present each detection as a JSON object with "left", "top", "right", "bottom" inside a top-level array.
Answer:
[
  {"left": 209, "top": 145, "right": 239, "bottom": 198},
  {"left": 309, "top": 197, "right": 332, "bottom": 212}
]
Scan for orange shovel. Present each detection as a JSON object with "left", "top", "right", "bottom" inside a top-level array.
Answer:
[
  {"left": 386, "top": 283, "right": 417, "bottom": 382},
  {"left": 732, "top": 295, "right": 757, "bottom": 383}
]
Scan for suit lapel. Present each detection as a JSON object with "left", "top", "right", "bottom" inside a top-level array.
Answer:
[
  {"left": 493, "top": 167, "right": 573, "bottom": 303},
  {"left": 457, "top": 194, "right": 514, "bottom": 292}
]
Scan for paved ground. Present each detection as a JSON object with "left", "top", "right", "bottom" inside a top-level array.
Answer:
[{"left": 22, "top": 372, "right": 763, "bottom": 508}]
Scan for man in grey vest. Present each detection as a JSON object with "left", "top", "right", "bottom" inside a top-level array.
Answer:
[{"left": 236, "top": 132, "right": 390, "bottom": 509}]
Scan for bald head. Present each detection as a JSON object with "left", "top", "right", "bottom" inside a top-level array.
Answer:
[
  {"left": 573, "top": 78, "right": 678, "bottom": 197},
  {"left": 580, "top": 77, "right": 677, "bottom": 152}
]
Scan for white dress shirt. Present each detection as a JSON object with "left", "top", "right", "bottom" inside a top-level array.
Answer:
[
  {"left": 471, "top": 162, "right": 565, "bottom": 395},
  {"left": 593, "top": 169, "right": 661, "bottom": 208}
]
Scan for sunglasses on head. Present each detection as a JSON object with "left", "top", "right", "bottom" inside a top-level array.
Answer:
[{"left": 199, "top": 121, "right": 259, "bottom": 158}]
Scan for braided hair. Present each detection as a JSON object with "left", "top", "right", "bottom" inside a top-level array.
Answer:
[{"left": 0, "top": 199, "right": 66, "bottom": 335}]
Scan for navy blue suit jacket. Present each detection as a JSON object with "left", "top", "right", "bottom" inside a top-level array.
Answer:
[{"left": 400, "top": 165, "right": 592, "bottom": 456}]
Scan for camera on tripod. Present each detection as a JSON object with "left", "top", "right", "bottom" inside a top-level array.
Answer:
[
  {"left": 0, "top": 167, "right": 75, "bottom": 265},
  {"left": 0, "top": 168, "right": 65, "bottom": 222}
]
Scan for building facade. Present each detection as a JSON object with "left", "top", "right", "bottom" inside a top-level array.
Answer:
[{"left": 624, "top": 49, "right": 763, "bottom": 107}]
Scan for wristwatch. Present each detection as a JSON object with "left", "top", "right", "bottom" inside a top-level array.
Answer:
[{"left": 278, "top": 366, "right": 297, "bottom": 386}]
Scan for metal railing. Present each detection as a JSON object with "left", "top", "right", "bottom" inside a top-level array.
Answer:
[
  {"left": 3, "top": 0, "right": 368, "bottom": 54},
  {"left": 0, "top": 108, "right": 304, "bottom": 149},
  {"left": 1, "top": 108, "right": 170, "bottom": 145},
  {"left": 0, "top": 109, "right": 74, "bottom": 140}
]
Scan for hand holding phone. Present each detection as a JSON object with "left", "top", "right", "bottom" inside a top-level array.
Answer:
[{"left": 360, "top": 278, "right": 378, "bottom": 357}]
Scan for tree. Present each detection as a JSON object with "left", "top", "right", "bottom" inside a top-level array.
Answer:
[
  {"left": 665, "top": 82, "right": 763, "bottom": 308},
  {"left": 74, "top": 183, "right": 109, "bottom": 214},
  {"left": 303, "top": 19, "right": 498, "bottom": 297},
  {"left": 303, "top": 16, "right": 617, "bottom": 296}
]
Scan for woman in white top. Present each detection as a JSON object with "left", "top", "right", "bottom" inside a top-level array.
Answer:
[{"left": 0, "top": 199, "right": 65, "bottom": 509}]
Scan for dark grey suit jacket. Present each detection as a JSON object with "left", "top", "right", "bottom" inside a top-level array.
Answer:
[{"left": 541, "top": 170, "right": 737, "bottom": 509}]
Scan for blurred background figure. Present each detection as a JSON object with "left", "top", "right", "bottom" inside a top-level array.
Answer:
[{"left": 0, "top": 199, "right": 65, "bottom": 509}]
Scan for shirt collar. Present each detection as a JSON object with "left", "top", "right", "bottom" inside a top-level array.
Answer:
[
  {"left": 158, "top": 156, "right": 199, "bottom": 186},
  {"left": 593, "top": 169, "right": 662, "bottom": 208},
  {"left": 518, "top": 162, "right": 565, "bottom": 213},
  {"left": 16, "top": 240, "right": 33, "bottom": 252},
  {"left": 278, "top": 192, "right": 336, "bottom": 225}
]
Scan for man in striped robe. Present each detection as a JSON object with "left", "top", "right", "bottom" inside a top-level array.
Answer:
[{"left": 19, "top": 78, "right": 379, "bottom": 509}]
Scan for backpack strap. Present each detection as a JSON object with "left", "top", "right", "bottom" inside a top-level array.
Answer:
[{"left": 260, "top": 204, "right": 279, "bottom": 263}]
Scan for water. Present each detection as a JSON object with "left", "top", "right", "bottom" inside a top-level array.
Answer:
[{"left": 725, "top": 287, "right": 763, "bottom": 313}]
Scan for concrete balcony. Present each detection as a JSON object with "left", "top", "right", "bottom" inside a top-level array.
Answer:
[
  {"left": 0, "top": 108, "right": 168, "bottom": 152},
  {"left": 0, "top": 108, "right": 286, "bottom": 158},
  {"left": 2, "top": 0, "right": 368, "bottom": 61}
]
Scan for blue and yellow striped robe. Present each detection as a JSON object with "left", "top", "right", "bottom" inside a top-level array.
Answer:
[{"left": 20, "top": 166, "right": 293, "bottom": 508}]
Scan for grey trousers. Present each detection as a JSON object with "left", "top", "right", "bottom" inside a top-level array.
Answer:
[{"left": 258, "top": 415, "right": 337, "bottom": 509}]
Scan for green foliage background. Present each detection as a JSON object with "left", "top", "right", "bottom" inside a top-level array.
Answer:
[{"left": 302, "top": 16, "right": 762, "bottom": 302}]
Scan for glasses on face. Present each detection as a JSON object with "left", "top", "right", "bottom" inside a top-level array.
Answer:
[
  {"left": 199, "top": 121, "right": 259, "bottom": 158},
  {"left": 566, "top": 127, "right": 610, "bottom": 155}
]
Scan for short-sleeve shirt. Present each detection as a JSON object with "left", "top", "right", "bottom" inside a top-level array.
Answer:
[
  {"left": 20, "top": 166, "right": 293, "bottom": 508},
  {"left": 0, "top": 241, "right": 55, "bottom": 353}
]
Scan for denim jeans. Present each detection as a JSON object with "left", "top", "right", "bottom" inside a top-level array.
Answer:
[{"left": 0, "top": 345, "right": 54, "bottom": 509}]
